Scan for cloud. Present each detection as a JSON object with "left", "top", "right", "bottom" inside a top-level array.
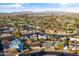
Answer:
[
  {"left": 0, "top": 3, "right": 24, "bottom": 10},
  {"left": 60, "top": 5, "right": 68, "bottom": 8},
  {"left": 0, "top": 0, "right": 79, "bottom": 3},
  {"left": 59, "top": 3, "right": 70, "bottom": 8},
  {"left": 0, "top": 3, "right": 26, "bottom": 13},
  {"left": 59, "top": 3, "right": 69, "bottom": 5}
]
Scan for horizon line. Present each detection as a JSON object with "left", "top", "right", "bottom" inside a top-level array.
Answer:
[{"left": 0, "top": 10, "right": 79, "bottom": 13}]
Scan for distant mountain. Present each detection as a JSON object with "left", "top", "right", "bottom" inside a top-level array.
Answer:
[
  {"left": 0, "top": 11, "right": 79, "bottom": 16},
  {"left": 12, "top": 11, "right": 33, "bottom": 14},
  {"left": 11, "top": 11, "right": 79, "bottom": 16}
]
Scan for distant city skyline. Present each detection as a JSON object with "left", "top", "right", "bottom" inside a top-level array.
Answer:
[{"left": 0, "top": 3, "right": 79, "bottom": 13}]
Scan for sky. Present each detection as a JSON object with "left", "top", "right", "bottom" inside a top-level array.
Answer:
[{"left": 0, "top": 3, "right": 79, "bottom": 13}]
